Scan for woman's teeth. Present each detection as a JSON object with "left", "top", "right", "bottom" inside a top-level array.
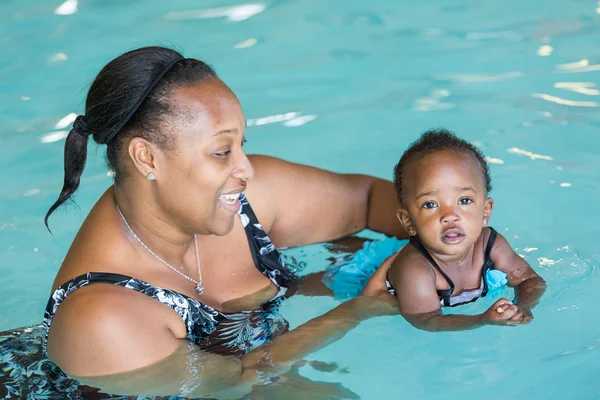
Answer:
[{"left": 219, "top": 193, "right": 240, "bottom": 205}]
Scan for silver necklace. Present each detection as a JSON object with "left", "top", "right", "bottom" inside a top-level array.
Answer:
[{"left": 116, "top": 204, "right": 204, "bottom": 294}]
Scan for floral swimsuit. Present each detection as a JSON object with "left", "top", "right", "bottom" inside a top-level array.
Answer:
[{"left": 42, "top": 193, "right": 298, "bottom": 357}]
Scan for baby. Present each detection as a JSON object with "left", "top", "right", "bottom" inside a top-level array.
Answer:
[
  {"left": 325, "top": 129, "right": 547, "bottom": 331},
  {"left": 388, "top": 129, "right": 547, "bottom": 330}
]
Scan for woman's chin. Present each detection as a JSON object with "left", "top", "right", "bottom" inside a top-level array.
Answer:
[{"left": 209, "top": 216, "right": 237, "bottom": 236}]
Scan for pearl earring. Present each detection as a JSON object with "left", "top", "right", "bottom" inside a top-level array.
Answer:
[{"left": 146, "top": 172, "right": 156, "bottom": 181}]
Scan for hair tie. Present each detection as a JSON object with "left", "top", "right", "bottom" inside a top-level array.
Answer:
[
  {"left": 72, "top": 115, "right": 92, "bottom": 137},
  {"left": 102, "top": 56, "right": 185, "bottom": 145}
]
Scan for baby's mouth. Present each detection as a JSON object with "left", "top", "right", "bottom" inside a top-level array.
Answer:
[{"left": 441, "top": 228, "right": 465, "bottom": 244}]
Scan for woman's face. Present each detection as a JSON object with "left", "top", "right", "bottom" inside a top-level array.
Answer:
[{"left": 151, "top": 77, "right": 254, "bottom": 236}]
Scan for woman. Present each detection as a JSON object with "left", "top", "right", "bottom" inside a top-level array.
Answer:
[{"left": 41, "top": 46, "right": 407, "bottom": 397}]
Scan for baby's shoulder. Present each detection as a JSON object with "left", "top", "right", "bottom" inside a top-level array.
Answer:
[
  {"left": 389, "top": 243, "right": 435, "bottom": 281},
  {"left": 484, "top": 228, "right": 515, "bottom": 259}
]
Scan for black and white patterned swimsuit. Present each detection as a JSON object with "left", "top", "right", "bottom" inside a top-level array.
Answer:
[
  {"left": 386, "top": 228, "right": 499, "bottom": 307},
  {"left": 42, "top": 193, "right": 298, "bottom": 357}
]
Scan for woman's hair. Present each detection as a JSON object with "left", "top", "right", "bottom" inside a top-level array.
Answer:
[
  {"left": 393, "top": 128, "right": 492, "bottom": 204},
  {"left": 45, "top": 46, "right": 217, "bottom": 229}
]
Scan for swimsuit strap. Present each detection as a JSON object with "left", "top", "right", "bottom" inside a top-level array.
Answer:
[
  {"left": 481, "top": 227, "right": 498, "bottom": 297},
  {"left": 385, "top": 269, "right": 397, "bottom": 296},
  {"left": 409, "top": 236, "right": 455, "bottom": 306},
  {"left": 238, "top": 193, "right": 297, "bottom": 289}
]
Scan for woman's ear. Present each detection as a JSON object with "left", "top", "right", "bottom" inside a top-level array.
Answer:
[
  {"left": 483, "top": 197, "right": 494, "bottom": 226},
  {"left": 397, "top": 209, "right": 416, "bottom": 236},
  {"left": 128, "top": 137, "right": 157, "bottom": 179}
]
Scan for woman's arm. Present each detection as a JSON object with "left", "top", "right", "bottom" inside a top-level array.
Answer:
[
  {"left": 245, "top": 155, "right": 409, "bottom": 249},
  {"left": 295, "top": 271, "right": 334, "bottom": 296},
  {"left": 50, "top": 285, "right": 395, "bottom": 398}
]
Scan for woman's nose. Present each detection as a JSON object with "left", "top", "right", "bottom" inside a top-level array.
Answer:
[{"left": 232, "top": 153, "right": 255, "bottom": 182}]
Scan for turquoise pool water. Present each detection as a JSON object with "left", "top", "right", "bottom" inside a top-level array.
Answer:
[{"left": 1, "top": 0, "right": 599, "bottom": 398}]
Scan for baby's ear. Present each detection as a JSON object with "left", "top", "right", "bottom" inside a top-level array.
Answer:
[
  {"left": 397, "top": 209, "right": 416, "bottom": 236},
  {"left": 483, "top": 197, "right": 495, "bottom": 226}
]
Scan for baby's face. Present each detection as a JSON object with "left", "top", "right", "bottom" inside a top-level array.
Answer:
[{"left": 399, "top": 150, "right": 493, "bottom": 258}]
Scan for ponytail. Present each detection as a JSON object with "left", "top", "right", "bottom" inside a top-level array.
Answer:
[{"left": 44, "top": 116, "right": 91, "bottom": 230}]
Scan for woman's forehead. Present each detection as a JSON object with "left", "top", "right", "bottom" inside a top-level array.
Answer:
[
  {"left": 167, "top": 79, "right": 245, "bottom": 136},
  {"left": 174, "top": 79, "right": 242, "bottom": 114}
]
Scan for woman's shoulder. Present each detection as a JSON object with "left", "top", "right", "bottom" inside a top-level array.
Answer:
[
  {"left": 53, "top": 189, "right": 133, "bottom": 288},
  {"left": 47, "top": 282, "right": 182, "bottom": 376},
  {"left": 244, "top": 154, "right": 312, "bottom": 234}
]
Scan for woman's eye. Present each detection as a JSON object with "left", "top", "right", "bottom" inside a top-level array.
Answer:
[
  {"left": 215, "top": 150, "right": 231, "bottom": 157},
  {"left": 459, "top": 198, "right": 473, "bottom": 205},
  {"left": 422, "top": 201, "right": 437, "bottom": 209}
]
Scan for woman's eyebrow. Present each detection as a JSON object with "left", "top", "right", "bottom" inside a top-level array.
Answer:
[{"left": 213, "top": 128, "right": 239, "bottom": 137}]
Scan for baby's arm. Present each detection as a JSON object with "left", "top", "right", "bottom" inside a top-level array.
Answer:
[
  {"left": 490, "top": 233, "right": 547, "bottom": 320},
  {"left": 389, "top": 252, "right": 526, "bottom": 332}
]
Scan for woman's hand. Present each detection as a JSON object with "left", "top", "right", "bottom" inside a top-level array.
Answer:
[
  {"left": 361, "top": 251, "right": 399, "bottom": 300},
  {"left": 348, "top": 252, "right": 401, "bottom": 320}
]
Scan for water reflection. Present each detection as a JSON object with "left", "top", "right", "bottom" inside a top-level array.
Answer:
[
  {"left": 537, "top": 45, "right": 553, "bottom": 56},
  {"left": 234, "top": 38, "right": 258, "bottom": 49},
  {"left": 283, "top": 115, "right": 317, "bottom": 127},
  {"left": 557, "top": 59, "right": 600, "bottom": 73},
  {"left": 533, "top": 93, "right": 599, "bottom": 107},
  {"left": 465, "top": 31, "right": 522, "bottom": 41},
  {"left": 246, "top": 112, "right": 317, "bottom": 128},
  {"left": 485, "top": 156, "right": 504, "bottom": 165},
  {"left": 164, "top": 3, "right": 266, "bottom": 22},
  {"left": 54, "top": 113, "right": 77, "bottom": 129},
  {"left": 23, "top": 189, "right": 40, "bottom": 197},
  {"left": 49, "top": 53, "right": 68, "bottom": 62},
  {"left": 554, "top": 82, "right": 599, "bottom": 96},
  {"left": 506, "top": 147, "right": 553, "bottom": 161},
  {"left": 247, "top": 112, "right": 299, "bottom": 126},
  {"left": 436, "top": 72, "right": 524, "bottom": 84},
  {"left": 54, "top": 0, "right": 78, "bottom": 16},
  {"left": 40, "top": 130, "right": 68, "bottom": 144},
  {"left": 414, "top": 89, "right": 453, "bottom": 111}
]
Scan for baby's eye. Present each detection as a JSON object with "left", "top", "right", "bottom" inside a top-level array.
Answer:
[
  {"left": 459, "top": 198, "right": 473, "bottom": 205},
  {"left": 422, "top": 201, "right": 437, "bottom": 209},
  {"left": 241, "top": 137, "right": 247, "bottom": 146}
]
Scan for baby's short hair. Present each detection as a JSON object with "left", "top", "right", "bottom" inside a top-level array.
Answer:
[{"left": 393, "top": 128, "right": 492, "bottom": 204}]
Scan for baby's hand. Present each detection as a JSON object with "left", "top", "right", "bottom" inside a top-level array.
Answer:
[{"left": 480, "top": 298, "right": 533, "bottom": 326}]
